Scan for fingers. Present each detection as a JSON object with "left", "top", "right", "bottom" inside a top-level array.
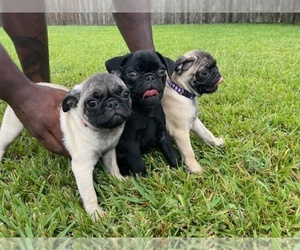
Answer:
[
  {"left": 47, "top": 122, "right": 70, "bottom": 157},
  {"left": 38, "top": 107, "right": 70, "bottom": 157},
  {"left": 39, "top": 130, "right": 69, "bottom": 157},
  {"left": 26, "top": 86, "right": 69, "bottom": 157},
  {"left": 32, "top": 121, "right": 69, "bottom": 157},
  {"left": 8, "top": 84, "right": 70, "bottom": 157}
]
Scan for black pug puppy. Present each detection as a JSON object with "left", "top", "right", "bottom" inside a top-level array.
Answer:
[{"left": 105, "top": 50, "right": 179, "bottom": 176}]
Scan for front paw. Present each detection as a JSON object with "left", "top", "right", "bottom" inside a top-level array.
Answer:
[
  {"left": 111, "top": 170, "right": 126, "bottom": 181},
  {"left": 87, "top": 205, "right": 106, "bottom": 222},
  {"left": 129, "top": 166, "right": 147, "bottom": 177},
  {"left": 213, "top": 137, "right": 225, "bottom": 147},
  {"left": 131, "top": 169, "right": 147, "bottom": 177},
  {"left": 185, "top": 159, "right": 203, "bottom": 174}
]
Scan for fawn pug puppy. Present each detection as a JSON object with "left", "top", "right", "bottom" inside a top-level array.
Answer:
[
  {"left": 162, "top": 50, "right": 224, "bottom": 173},
  {"left": 0, "top": 73, "right": 132, "bottom": 221}
]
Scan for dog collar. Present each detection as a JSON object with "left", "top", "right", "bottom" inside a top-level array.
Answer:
[{"left": 167, "top": 80, "right": 196, "bottom": 100}]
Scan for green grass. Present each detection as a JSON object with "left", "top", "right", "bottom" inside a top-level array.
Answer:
[{"left": 0, "top": 24, "right": 299, "bottom": 238}]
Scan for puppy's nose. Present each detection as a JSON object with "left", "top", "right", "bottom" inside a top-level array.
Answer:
[
  {"left": 107, "top": 100, "right": 119, "bottom": 109},
  {"left": 146, "top": 75, "right": 156, "bottom": 82}
]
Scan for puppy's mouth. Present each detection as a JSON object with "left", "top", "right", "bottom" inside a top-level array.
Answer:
[
  {"left": 216, "top": 76, "right": 223, "bottom": 86},
  {"left": 95, "top": 113, "right": 129, "bottom": 129},
  {"left": 195, "top": 76, "right": 224, "bottom": 94},
  {"left": 142, "top": 89, "right": 159, "bottom": 99},
  {"left": 209, "top": 76, "right": 223, "bottom": 92}
]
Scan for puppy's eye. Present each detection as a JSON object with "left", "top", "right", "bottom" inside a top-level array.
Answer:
[
  {"left": 159, "top": 69, "right": 166, "bottom": 75},
  {"left": 86, "top": 100, "right": 98, "bottom": 108},
  {"left": 123, "top": 91, "right": 130, "bottom": 99},
  {"left": 127, "top": 71, "right": 138, "bottom": 78},
  {"left": 200, "top": 70, "right": 209, "bottom": 77}
]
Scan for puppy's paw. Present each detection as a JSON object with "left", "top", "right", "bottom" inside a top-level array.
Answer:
[
  {"left": 107, "top": 166, "right": 127, "bottom": 180},
  {"left": 213, "top": 137, "right": 225, "bottom": 147},
  {"left": 88, "top": 205, "right": 106, "bottom": 222},
  {"left": 188, "top": 166, "right": 203, "bottom": 174},
  {"left": 185, "top": 161, "right": 203, "bottom": 174},
  {"left": 202, "top": 135, "right": 225, "bottom": 147},
  {"left": 112, "top": 171, "right": 126, "bottom": 181}
]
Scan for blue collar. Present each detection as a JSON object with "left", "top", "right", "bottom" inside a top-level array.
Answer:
[{"left": 167, "top": 80, "right": 196, "bottom": 100}]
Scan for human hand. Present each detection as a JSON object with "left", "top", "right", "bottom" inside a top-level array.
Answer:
[{"left": 10, "top": 83, "right": 69, "bottom": 156}]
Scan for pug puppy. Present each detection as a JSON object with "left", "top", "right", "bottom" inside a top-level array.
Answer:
[
  {"left": 105, "top": 50, "right": 179, "bottom": 176},
  {"left": 161, "top": 50, "right": 224, "bottom": 173},
  {"left": 0, "top": 73, "right": 132, "bottom": 221}
]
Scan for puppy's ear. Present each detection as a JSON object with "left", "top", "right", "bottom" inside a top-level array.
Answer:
[
  {"left": 62, "top": 88, "right": 81, "bottom": 112},
  {"left": 110, "top": 69, "right": 122, "bottom": 78},
  {"left": 174, "top": 56, "right": 195, "bottom": 75},
  {"left": 105, "top": 56, "right": 124, "bottom": 72},
  {"left": 105, "top": 55, "right": 130, "bottom": 77},
  {"left": 155, "top": 52, "right": 176, "bottom": 78}
]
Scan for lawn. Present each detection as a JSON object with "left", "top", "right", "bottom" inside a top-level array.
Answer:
[{"left": 0, "top": 24, "right": 299, "bottom": 238}]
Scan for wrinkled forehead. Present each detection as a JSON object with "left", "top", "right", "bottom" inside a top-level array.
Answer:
[
  {"left": 82, "top": 74, "right": 126, "bottom": 96},
  {"left": 130, "top": 50, "right": 157, "bottom": 60},
  {"left": 129, "top": 51, "right": 162, "bottom": 69},
  {"left": 185, "top": 50, "right": 216, "bottom": 66}
]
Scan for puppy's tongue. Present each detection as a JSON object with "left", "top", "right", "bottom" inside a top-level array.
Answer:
[
  {"left": 216, "top": 77, "right": 224, "bottom": 86},
  {"left": 142, "top": 89, "right": 159, "bottom": 99}
]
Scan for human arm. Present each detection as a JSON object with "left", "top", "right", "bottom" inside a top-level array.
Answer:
[
  {"left": 0, "top": 13, "right": 50, "bottom": 83},
  {"left": 0, "top": 45, "right": 68, "bottom": 156},
  {"left": 112, "top": 0, "right": 155, "bottom": 51}
]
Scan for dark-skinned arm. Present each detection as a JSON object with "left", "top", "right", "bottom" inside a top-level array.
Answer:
[{"left": 0, "top": 45, "right": 68, "bottom": 156}]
